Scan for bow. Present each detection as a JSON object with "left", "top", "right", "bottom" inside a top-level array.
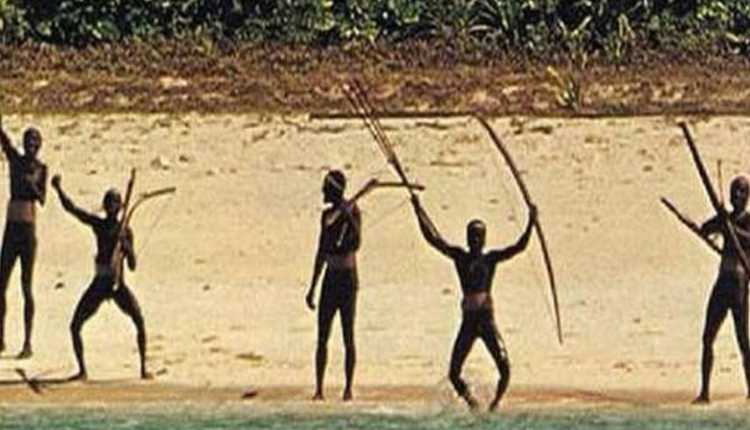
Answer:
[
  {"left": 475, "top": 115, "right": 563, "bottom": 345},
  {"left": 110, "top": 169, "right": 136, "bottom": 287},
  {"left": 325, "top": 179, "right": 425, "bottom": 227},
  {"left": 111, "top": 168, "right": 176, "bottom": 290},
  {"left": 126, "top": 187, "right": 178, "bottom": 222},
  {"left": 678, "top": 122, "right": 750, "bottom": 274}
]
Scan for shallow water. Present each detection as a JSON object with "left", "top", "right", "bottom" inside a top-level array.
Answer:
[{"left": 2, "top": 406, "right": 750, "bottom": 430}]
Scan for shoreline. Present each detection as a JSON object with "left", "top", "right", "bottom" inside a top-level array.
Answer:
[{"left": 0, "top": 381, "right": 742, "bottom": 410}]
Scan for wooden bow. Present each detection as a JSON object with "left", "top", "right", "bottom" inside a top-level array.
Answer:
[
  {"left": 110, "top": 168, "right": 176, "bottom": 290},
  {"left": 110, "top": 169, "right": 136, "bottom": 287},
  {"left": 475, "top": 115, "right": 563, "bottom": 345},
  {"left": 325, "top": 179, "right": 425, "bottom": 227}
]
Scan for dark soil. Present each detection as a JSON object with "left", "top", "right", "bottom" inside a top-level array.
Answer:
[{"left": 0, "top": 42, "right": 748, "bottom": 116}]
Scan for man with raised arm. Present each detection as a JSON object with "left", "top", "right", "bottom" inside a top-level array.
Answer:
[
  {"left": 694, "top": 176, "right": 750, "bottom": 404},
  {"left": 410, "top": 194, "right": 535, "bottom": 411},
  {"left": 305, "top": 170, "right": 361, "bottom": 401},
  {"left": 51, "top": 174, "right": 151, "bottom": 381},
  {"left": 0, "top": 124, "right": 47, "bottom": 358}
]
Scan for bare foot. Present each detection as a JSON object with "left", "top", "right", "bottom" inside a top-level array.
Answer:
[
  {"left": 67, "top": 372, "right": 88, "bottom": 382},
  {"left": 691, "top": 395, "right": 709, "bottom": 405},
  {"left": 463, "top": 393, "right": 479, "bottom": 410},
  {"left": 312, "top": 392, "right": 324, "bottom": 401},
  {"left": 16, "top": 346, "right": 32, "bottom": 360},
  {"left": 342, "top": 389, "right": 353, "bottom": 401},
  {"left": 489, "top": 397, "right": 501, "bottom": 412}
]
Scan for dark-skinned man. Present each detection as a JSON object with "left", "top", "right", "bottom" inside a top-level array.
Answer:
[
  {"left": 306, "top": 170, "right": 361, "bottom": 401},
  {"left": 410, "top": 194, "right": 536, "bottom": 411},
  {"left": 52, "top": 174, "right": 150, "bottom": 381},
  {"left": 0, "top": 124, "right": 47, "bottom": 359},
  {"left": 694, "top": 176, "right": 750, "bottom": 404}
]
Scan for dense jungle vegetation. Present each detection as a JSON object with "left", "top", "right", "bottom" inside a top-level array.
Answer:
[{"left": 0, "top": 0, "right": 749, "bottom": 62}]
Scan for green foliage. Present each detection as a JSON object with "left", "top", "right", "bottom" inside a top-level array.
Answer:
[
  {"left": 471, "top": 0, "right": 552, "bottom": 52},
  {"left": 0, "top": 0, "right": 748, "bottom": 59}
]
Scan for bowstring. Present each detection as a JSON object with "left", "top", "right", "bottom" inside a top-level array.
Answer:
[
  {"left": 135, "top": 195, "right": 174, "bottom": 260},
  {"left": 491, "top": 133, "right": 552, "bottom": 321},
  {"left": 365, "top": 196, "right": 411, "bottom": 230},
  {"left": 346, "top": 82, "right": 421, "bottom": 270}
]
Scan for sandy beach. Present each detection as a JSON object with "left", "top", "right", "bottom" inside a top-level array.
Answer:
[{"left": 0, "top": 113, "right": 747, "bottom": 409}]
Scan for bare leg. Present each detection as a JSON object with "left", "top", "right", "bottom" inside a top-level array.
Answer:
[
  {"left": 730, "top": 293, "right": 750, "bottom": 398},
  {"left": 113, "top": 285, "right": 151, "bottom": 379},
  {"left": 314, "top": 289, "right": 337, "bottom": 400},
  {"left": 0, "top": 231, "right": 18, "bottom": 353},
  {"left": 69, "top": 281, "right": 106, "bottom": 381},
  {"left": 449, "top": 314, "right": 479, "bottom": 409},
  {"left": 695, "top": 289, "right": 728, "bottom": 404},
  {"left": 479, "top": 313, "right": 510, "bottom": 411},
  {"left": 17, "top": 234, "right": 36, "bottom": 358},
  {"left": 340, "top": 290, "right": 357, "bottom": 401}
]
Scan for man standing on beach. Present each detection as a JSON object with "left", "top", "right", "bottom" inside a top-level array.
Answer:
[
  {"left": 410, "top": 194, "right": 536, "bottom": 411},
  {"left": 51, "top": 173, "right": 151, "bottom": 381},
  {"left": 694, "top": 176, "right": 750, "bottom": 404},
  {"left": 0, "top": 123, "right": 47, "bottom": 359},
  {"left": 305, "top": 170, "right": 361, "bottom": 401}
]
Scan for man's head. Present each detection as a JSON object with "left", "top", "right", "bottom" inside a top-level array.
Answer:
[
  {"left": 323, "top": 170, "right": 346, "bottom": 204},
  {"left": 731, "top": 176, "right": 750, "bottom": 211},
  {"left": 23, "top": 128, "right": 42, "bottom": 158},
  {"left": 103, "top": 188, "right": 123, "bottom": 217},
  {"left": 466, "top": 219, "right": 487, "bottom": 253}
]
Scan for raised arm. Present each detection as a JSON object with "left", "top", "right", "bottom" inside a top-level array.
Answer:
[
  {"left": 410, "top": 195, "right": 461, "bottom": 258},
  {"left": 0, "top": 126, "right": 20, "bottom": 163},
  {"left": 51, "top": 174, "right": 99, "bottom": 226},
  {"left": 487, "top": 205, "right": 537, "bottom": 264}
]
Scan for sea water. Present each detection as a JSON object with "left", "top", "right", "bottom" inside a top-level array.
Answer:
[{"left": 2, "top": 406, "right": 749, "bottom": 430}]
